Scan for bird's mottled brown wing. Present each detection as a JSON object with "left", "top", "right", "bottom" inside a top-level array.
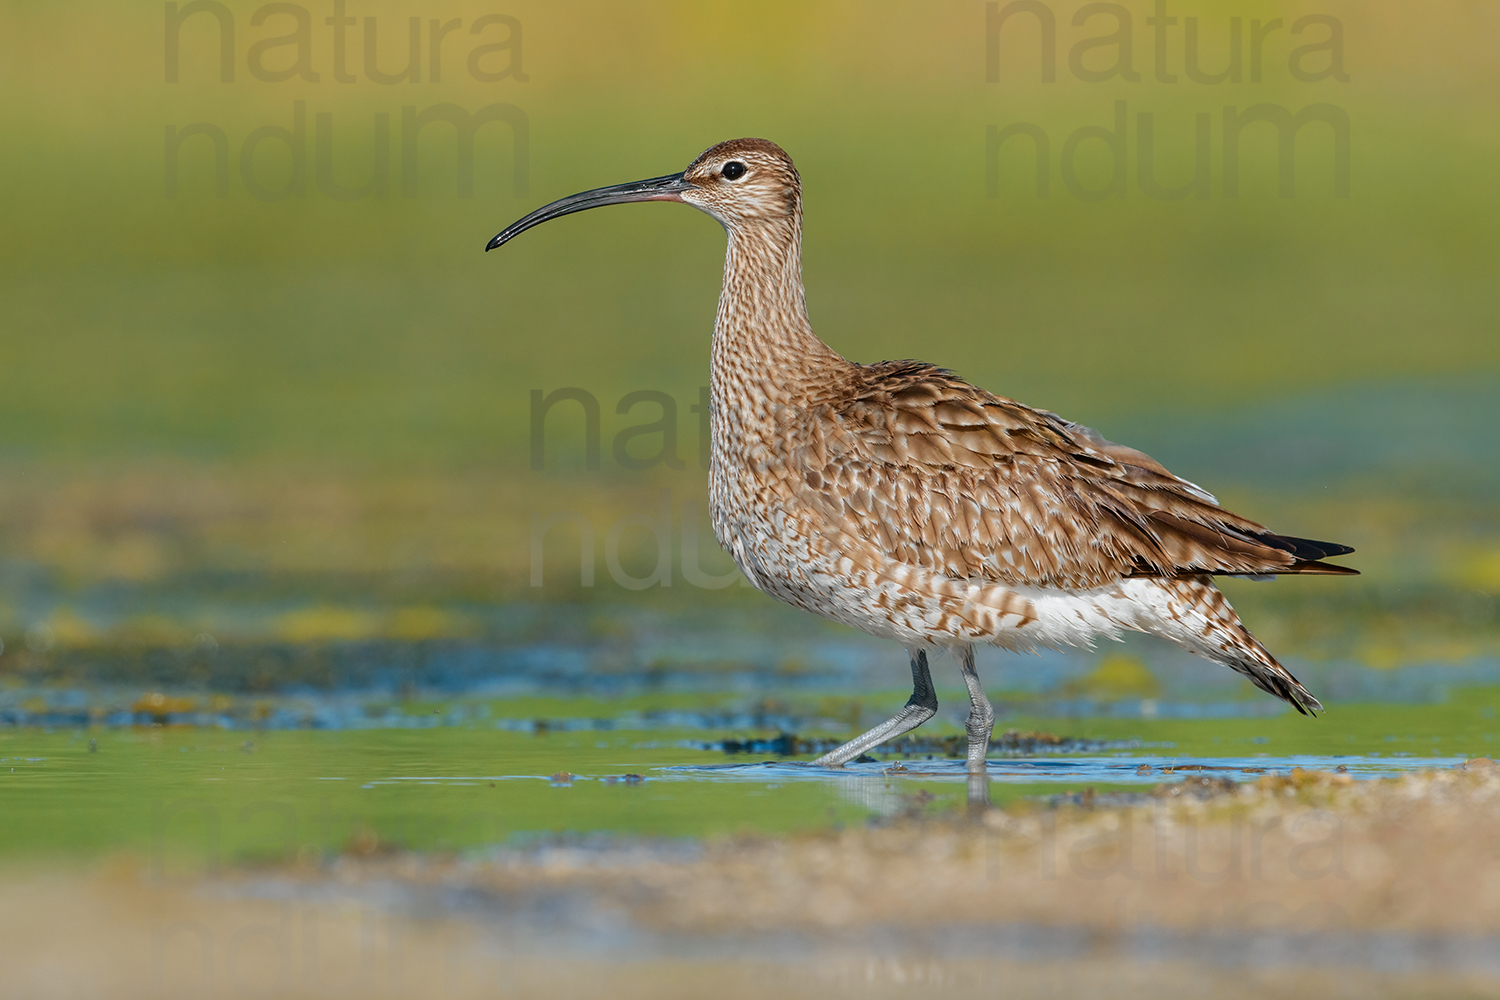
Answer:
[{"left": 790, "top": 361, "right": 1354, "bottom": 590}]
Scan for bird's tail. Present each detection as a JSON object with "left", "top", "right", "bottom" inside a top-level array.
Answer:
[{"left": 1149, "top": 576, "right": 1323, "bottom": 715}]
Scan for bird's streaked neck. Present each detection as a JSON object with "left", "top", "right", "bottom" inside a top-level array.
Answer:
[{"left": 712, "top": 217, "right": 842, "bottom": 383}]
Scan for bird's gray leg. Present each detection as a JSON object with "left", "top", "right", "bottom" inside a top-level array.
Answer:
[
  {"left": 957, "top": 644, "right": 994, "bottom": 773},
  {"left": 809, "top": 649, "right": 937, "bottom": 768}
]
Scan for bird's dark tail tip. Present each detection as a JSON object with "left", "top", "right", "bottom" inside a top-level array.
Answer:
[{"left": 1262, "top": 534, "right": 1358, "bottom": 575}]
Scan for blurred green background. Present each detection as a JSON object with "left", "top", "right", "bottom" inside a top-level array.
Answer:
[{"left": 0, "top": 0, "right": 1497, "bottom": 668}]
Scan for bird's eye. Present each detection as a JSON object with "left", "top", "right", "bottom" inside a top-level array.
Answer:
[{"left": 721, "top": 161, "right": 747, "bottom": 181}]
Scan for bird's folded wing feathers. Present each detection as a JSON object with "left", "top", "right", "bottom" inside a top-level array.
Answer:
[{"left": 791, "top": 361, "right": 1354, "bottom": 590}]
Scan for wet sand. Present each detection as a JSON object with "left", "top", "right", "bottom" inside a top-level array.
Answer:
[{"left": 4, "top": 761, "right": 1499, "bottom": 998}]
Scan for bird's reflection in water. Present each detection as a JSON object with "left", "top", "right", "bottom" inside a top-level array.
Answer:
[
  {"left": 824, "top": 767, "right": 993, "bottom": 819},
  {"left": 967, "top": 770, "right": 993, "bottom": 817}
]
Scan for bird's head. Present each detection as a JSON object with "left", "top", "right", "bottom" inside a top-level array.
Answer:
[{"left": 486, "top": 137, "right": 800, "bottom": 251}]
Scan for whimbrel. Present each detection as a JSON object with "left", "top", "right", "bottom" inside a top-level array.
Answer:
[{"left": 488, "top": 138, "right": 1356, "bottom": 770}]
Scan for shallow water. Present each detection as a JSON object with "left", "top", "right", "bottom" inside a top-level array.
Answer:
[
  {"left": 2, "top": 548, "right": 1497, "bottom": 861},
  {"left": 1, "top": 673, "right": 1494, "bottom": 863},
  {"left": 661, "top": 753, "right": 1465, "bottom": 785}
]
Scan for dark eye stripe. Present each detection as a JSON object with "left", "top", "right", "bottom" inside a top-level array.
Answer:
[{"left": 722, "top": 161, "right": 747, "bottom": 181}]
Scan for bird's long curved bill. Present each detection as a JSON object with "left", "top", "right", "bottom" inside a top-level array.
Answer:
[{"left": 485, "top": 172, "right": 693, "bottom": 251}]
